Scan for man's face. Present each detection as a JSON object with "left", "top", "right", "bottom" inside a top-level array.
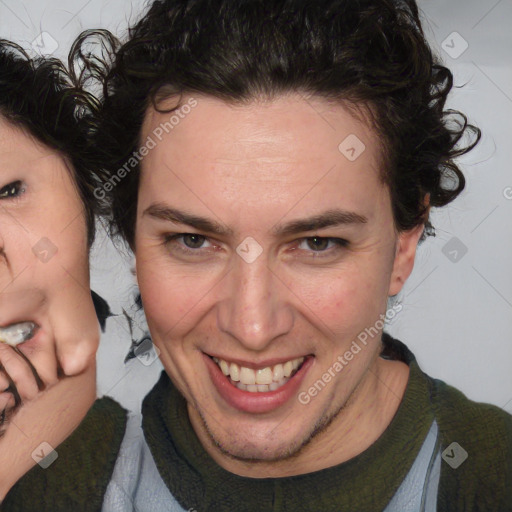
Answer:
[{"left": 135, "top": 93, "right": 418, "bottom": 466}]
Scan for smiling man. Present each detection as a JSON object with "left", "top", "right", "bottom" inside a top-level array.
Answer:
[
  {"left": 134, "top": 94, "right": 418, "bottom": 476},
  {"left": 83, "top": 0, "right": 512, "bottom": 510}
]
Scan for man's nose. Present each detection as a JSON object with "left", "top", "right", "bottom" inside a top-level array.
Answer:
[{"left": 216, "top": 255, "right": 294, "bottom": 352}]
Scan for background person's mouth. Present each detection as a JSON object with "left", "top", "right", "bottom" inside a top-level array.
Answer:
[{"left": 0, "top": 321, "right": 38, "bottom": 346}]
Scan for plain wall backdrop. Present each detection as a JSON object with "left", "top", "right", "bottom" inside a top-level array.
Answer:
[{"left": 1, "top": 0, "right": 511, "bottom": 415}]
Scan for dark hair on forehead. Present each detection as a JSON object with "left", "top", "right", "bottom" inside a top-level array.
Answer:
[
  {"left": 81, "top": 0, "right": 480, "bottom": 248},
  {"left": 0, "top": 40, "right": 109, "bottom": 247}
]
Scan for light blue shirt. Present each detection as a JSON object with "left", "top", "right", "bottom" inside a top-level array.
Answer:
[{"left": 102, "top": 414, "right": 441, "bottom": 512}]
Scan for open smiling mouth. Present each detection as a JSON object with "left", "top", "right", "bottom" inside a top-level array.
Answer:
[
  {"left": 205, "top": 353, "right": 313, "bottom": 413},
  {"left": 212, "top": 356, "right": 306, "bottom": 392}
]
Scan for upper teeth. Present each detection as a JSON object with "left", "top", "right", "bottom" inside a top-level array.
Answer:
[
  {"left": 213, "top": 356, "right": 305, "bottom": 390},
  {"left": 0, "top": 322, "right": 36, "bottom": 346}
]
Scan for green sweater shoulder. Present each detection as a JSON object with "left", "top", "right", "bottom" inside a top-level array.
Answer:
[
  {"left": 429, "top": 375, "right": 512, "bottom": 511},
  {"left": 1, "top": 396, "right": 127, "bottom": 512}
]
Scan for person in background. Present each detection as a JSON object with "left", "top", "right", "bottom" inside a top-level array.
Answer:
[{"left": 0, "top": 39, "right": 123, "bottom": 503}]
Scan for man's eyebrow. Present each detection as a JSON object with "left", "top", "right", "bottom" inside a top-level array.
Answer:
[
  {"left": 272, "top": 209, "right": 368, "bottom": 237},
  {"left": 144, "top": 204, "right": 368, "bottom": 238},
  {"left": 143, "top": 204, "right": 233, "bottom": 236}
]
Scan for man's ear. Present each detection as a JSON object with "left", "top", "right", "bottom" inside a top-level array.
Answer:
[{"left": 388, "top": 222, "right": 425, "bottom": 296}]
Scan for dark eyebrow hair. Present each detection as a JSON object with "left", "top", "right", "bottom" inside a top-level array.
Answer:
[
  {"left": 271, "top": 209, "right": 368, "bottom": 237},
  {"left": 143, "top": 204, "right": 234, "bottom": 236},
  {"left": 143, "top": 204, "right": 367, "bottom": 237}
]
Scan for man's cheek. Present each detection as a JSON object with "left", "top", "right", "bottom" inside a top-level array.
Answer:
[
  {"left": 140, "top": 280, "right": 202, "bottom": 336},
  {"left": 286, "top": 272, "right": 363, "bottom": 327}
]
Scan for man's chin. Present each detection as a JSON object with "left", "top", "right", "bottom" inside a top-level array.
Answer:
[
  {"left": 192, "top": 393, "right": 346, "bottom": 470},
  {"left": 211, "top": 432, "right": 306, "bottom": 463},
  {"left": 198, "top": 411, "right": 314, "bottom": 464}
]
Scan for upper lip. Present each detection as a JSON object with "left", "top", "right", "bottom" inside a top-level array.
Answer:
[
  {"left": 0, "top": 320, "right": 41, "bottom": 340},
  {"left": 207, "top": 352, "right": 310, "bottom": 369},
  {"left": 0, "top": 319, "right": 38, "bottom": 329}
]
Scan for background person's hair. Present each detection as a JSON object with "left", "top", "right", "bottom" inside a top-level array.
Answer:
[
  {"left": 80, "top": 0, "right": 480, "bottom": 248},
  {"left": 0, "top": 39, "right": 108, "bottom": 246}
]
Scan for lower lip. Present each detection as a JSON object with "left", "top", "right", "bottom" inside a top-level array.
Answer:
[{"left": 204, "top": 354, "right": 313, "bottom": 414}]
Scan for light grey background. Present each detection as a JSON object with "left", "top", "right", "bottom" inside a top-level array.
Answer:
[{"left": 1, "top": 0, "right": 511, "bottom": 415}]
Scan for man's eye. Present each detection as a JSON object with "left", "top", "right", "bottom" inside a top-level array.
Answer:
[
  {"left": 0, "top": 181, "right": 24, "bottom": 200},
  {"left": 297, "top": 236, "right": 348, "bottom": 254},
  {"left": 180, "top": 234, "right": 208, "bottom": 249},
  {"left": 164, "top": 233, "right": 213, "bottom": 253}
]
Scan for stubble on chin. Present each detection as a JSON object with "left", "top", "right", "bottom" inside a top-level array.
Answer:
[{"left": 193, "top": 397, "right": 348, "bottom": 466}]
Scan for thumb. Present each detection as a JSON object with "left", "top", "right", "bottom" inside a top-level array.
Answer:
[{"left": 56, "top": 327, "right": 99, "bottom": 376}]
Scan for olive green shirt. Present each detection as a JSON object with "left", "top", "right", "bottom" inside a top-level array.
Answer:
[{"left": 3, "top": 334, "right": 511, "bottom": 511}]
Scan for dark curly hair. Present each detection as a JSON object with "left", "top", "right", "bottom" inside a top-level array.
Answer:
[
  {"left": 79, "top": 0, "right": 480, "bottom": 248},
  {"left": 0, "top": 39, "right": 109, "bottom": 246}
]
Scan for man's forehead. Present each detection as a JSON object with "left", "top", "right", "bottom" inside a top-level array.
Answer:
[
  {"left": 141, "top": 94, "right": 381, "bottom": 171},
  {"left": 143, "top": 92, "right": 375, "bottom": 136},
  {"left": 138, "top": 93, "right": 388, "bottom": 226}
]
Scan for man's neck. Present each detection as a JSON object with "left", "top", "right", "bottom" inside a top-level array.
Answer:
[{"left": 190, "top": 355, "right": 410, "bottom": 478}]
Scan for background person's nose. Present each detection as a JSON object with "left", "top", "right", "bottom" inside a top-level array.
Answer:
[
  {"left": 216, "top": 254, "right": 294, "bottom": 352},
  {"left": 0, "top": 228, "right": 47, "bottom": 291},
  {"left": 0, "top": 234, "right": 15, "bottom": 287},
  {"left": 0, "top": 232, "right": 19, "bottom": 274}
]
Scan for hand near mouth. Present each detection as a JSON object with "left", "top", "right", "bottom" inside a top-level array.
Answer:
[
  {"left": 0, "top": 291, "right": 100, "bottom": 496},
  {"left": 0, "top": 288, "right": 102, "bottom": 436},
  {"left": 0, "top": 336, "right": 45, "bottom": 436}
]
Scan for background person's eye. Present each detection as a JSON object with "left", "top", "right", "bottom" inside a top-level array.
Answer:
[{"left": 0, "top": 180, "right": 24, "bottom": 200}]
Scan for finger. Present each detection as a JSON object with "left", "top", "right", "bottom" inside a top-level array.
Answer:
[
  {"left": 0, "top": 391, "right": 19, "bottom": 437},
  {"left": 0, "top": 346, "right": 39, "bottom": 402},
  {"left": 0, "top": 366, "right": 21, "bottom": 408},
  {"left": 0, "top": 390, "right": 15, "bottom": 412},
  {"left": 53, "top": 317, "right": 100, "bottom": 377},
  {"left": 50, "top": 288, "right": 100, "bottom": 377},
  {"left": 13, "top": 346, "right": 45, "bottom": 390},
  {"left": 12, "top": 330, "right": 59, "bottom": 389},
  {"left": 0, "top": 370, "right": 10, "bottom": 391}
]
